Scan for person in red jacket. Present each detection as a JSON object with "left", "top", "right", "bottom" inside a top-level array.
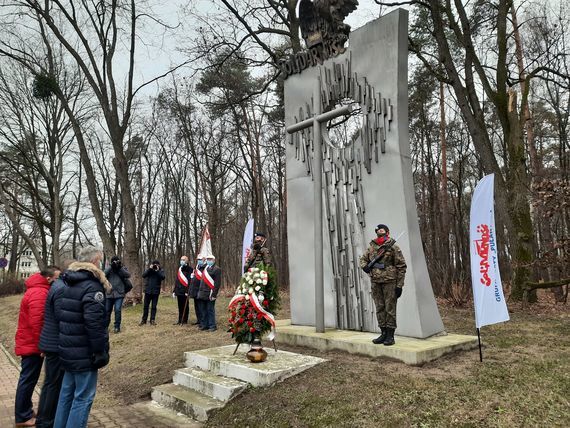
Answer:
[{"left": 14, "top": 266, "right": 61, "bottom": 428}]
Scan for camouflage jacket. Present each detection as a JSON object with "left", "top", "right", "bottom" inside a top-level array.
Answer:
[
  {"left": 245, "top": 246, "right": 272, "bottom": 271},
  {"left": 359, "top": 238, "right": 407, "bottom": 286}
]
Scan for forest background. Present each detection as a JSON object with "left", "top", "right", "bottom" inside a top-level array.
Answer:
[{"left": 0, "top": 0, "right": 568, "bottom": 305}]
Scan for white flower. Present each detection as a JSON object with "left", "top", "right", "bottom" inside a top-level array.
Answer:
[
  {"left": 248, "top": 287, "right": 254, "bottom": 294},
  {"left": 253, "top": 274, "right": 260, "bottom": 279},
  {"left": 245, "top": 295, "right": 250, "bottom": 300},
  {"left": 255, "top": 286, "right": 261, "bottom": 291},
  {"left": 259, "top": 294, "right": 264, "bottom": 301},
  {"left": 256, "top": 279, "right": 262, "bottom": 284},
  {"left": 262, "top": 280, "right": 267, "bottom": 285},
  {"left": 248, "top": 280, "right": 254, "bottom": 285}
]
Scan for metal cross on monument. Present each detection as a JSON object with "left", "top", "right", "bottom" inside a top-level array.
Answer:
[{"left": 286, "top": 74, "right": 357, "bottom": 333}]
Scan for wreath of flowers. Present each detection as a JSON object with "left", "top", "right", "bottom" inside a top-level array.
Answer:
[{"left": 228, "top": 264, "right": 280, "bottom": 344}]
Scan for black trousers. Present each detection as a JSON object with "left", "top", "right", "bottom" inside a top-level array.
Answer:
[
  {"left": 36, "top": 352, "right": 64, "bottom": 428},
  {"left": 15, "top": 354, "right": 44, "bottom": 423},
  {"left": 176, "top": 295, "right": 189, "bottom": 324},
  {"left": 142, "top": 293, "right": 160, "bottom": 322}
]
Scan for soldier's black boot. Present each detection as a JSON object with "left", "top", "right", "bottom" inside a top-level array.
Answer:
[
  {"left": 372, "top": 328, "right": 387, "bottom": 344},
  {"left": 383, "top": 328, "right": 395, "bottom": 346}
]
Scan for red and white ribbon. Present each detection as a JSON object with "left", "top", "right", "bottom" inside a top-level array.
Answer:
[
  {"left": 177, "top": 267, "right": 189, "bottom": 288},
  {"left": 228, "top": 294, "right": 245, "bottom": 308},
  {"left": 250, "top": 292, "right": 276, "bottom": 340},
  {"left": 203, "top": 268, "right": 215, "bottom": 290},
  {"left": 194, "top": 267, "right": 203, "bottom": 280}
]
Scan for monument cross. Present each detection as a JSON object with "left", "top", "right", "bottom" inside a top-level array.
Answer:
[{"left": 286, "top": 75, "right": 356, "bottom": 333}]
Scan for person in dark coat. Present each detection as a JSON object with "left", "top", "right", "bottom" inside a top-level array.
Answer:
[
  {"left": 139, "top": 259, "right": 165, "bottom": 326},
  {"left": 53, "top": 246, "right": 110, "bottom": 428},
  {"left": 172, "top": 255, "right": 193, "bottom": 325},
  {"left": 14, "top": 266, "right": 61, "bottom": 428},
  {"left": 36, "top": 273, "right": 66, "bottom": 428},
  {"left": 189, "top": 254, "right": 205, "bottom": 326},
  {"left": 104, "top": 256, "right": 132, "bottom": 333},
  {"left": 196, "top": 255, "right": 222, "bottom": 331}
]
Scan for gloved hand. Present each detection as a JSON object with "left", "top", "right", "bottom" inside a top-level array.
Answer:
[
  {"left": 91, "top": 351, "right": 109, "bottom": 369},
  {"left": 395, "top": 287, "right": 403, "bottom": 298},
  {"left": 362, "top": 265, "right": 371, "bottom": 274}
]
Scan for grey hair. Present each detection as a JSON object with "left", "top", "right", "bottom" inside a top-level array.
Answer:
[{"left": 76, "top": 245, "right": 103, "bottom": 263}]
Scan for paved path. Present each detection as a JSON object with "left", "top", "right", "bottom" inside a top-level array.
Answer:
[{"left": 0, "top": 345, "right": 199, "bottom": 428}]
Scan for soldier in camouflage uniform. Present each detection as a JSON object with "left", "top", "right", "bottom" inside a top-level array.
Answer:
[
  {"left": 244, "top": 232, "right": 272, "bottom": 272},
  {"left": 359, "top": 224, "right": 407, "bottom": 346}
]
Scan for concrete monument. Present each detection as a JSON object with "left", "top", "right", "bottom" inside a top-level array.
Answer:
[{"left": 284, "top": 8, "right": 445, "bottom": 338}]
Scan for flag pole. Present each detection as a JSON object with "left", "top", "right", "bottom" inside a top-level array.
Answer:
[
  {"left": 182, "top": 225, "right": 208, "bottom": 324},
  {"left": 476, "top": 328, "right": 483, "bottom": 362}
]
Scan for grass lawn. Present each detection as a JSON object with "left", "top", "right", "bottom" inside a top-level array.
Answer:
[{"left": 0, "top": 291, "right": 568, "bottom": 427}]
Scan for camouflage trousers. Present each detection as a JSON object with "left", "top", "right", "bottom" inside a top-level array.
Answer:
[{"left": 371, "top": 281, "right": 398, "bottom": 329}]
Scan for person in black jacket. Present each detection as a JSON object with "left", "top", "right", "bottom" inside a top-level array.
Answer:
[
  {"left": 36, "top": 274, "right": 66, "bottom": 428},
  {"left": 172, "top": 255, "right": 192, "bottom": 325},
  {"left": 139, "top": 260, "right": 165, "bottom": 326},
  {"left": 189, "top": 254, "right": 205, "bottom": 326},
  {"left": 53, "top": 246, "right": 110, "bottom": 428},
  {"left": 104, "top": 256, "right": 132, "bottom": 333},
  {"left": 196, "top": 255, "right": 222, "bottom": 331}
]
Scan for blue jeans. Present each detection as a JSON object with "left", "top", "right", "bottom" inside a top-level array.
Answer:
[
  {"left": 15, "top": 354, "right": 44, "bottom": 423},
  {"left": 36, "top": 352, "right": 64, "bottom": 428},
  {"left": 54, "top": 370, "right": 98, "bottom": 428},
  {"left": 105, "top": 297, "right": 124, "bottom": 330},
  {"left": 197, "top": 299, "right": 216, "bottom": 329}
]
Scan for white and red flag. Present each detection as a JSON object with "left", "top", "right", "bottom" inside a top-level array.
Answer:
[{"left": 469, "top": 174, "right": 509, "bottom": 328}]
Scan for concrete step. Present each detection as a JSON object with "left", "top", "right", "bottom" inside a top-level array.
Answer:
[
  {"left": 130, "top": 401, "right": 201, "bottom": 427},
  {"left": 151, "top": 383, "right": 224, "bottom": 422},
  {"left": 173, "top": 367, "right": 248, "bottom": 402},
  {"left": 185, "top": 345, "right": 326, "bottom": 387}
]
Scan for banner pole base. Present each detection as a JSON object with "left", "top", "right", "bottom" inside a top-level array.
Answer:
[{"left": 476, "top": 328, "right": 483, "bottom": 362}]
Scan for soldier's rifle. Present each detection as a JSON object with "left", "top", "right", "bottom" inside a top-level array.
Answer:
[{"left": 362, "top": 231, "right": 405, "bottom": 274}]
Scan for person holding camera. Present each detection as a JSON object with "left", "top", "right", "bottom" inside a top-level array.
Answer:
[
  {"left": 244, "top": 232, "right": 272, "bottom": 272},
  {"left": 172, "top": 255, "right": 192, "bottom": 325},
  {"left": 104, "top": 256, "right": 133, "bottom": 333},
  {"left": 140, "top": 260, "right": 165, "bottom": 326},
  {"left": 359, "top": 224, "right": 407, "bottom": 346}
]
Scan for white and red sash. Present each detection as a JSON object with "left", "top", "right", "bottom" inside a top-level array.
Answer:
[
  {"left": 203, "top": 268, "right": 215, "bottom": 290},
  {"left": 194, "top": 267, "right": 203, "bottom": 280},
  {"left": 250, "top": 293, "right": 276, "bottom": 340},
  {"left": 177, "top": 267, "right": 189, "bottom": 288}
]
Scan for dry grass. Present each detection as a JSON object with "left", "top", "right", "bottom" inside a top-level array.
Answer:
[{"left": 1, "top": 291, "right": 568, "bottom": 427}]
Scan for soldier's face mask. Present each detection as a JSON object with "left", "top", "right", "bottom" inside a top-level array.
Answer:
[{"left": 376, "top": 229, "right": 387, "bottom": 237}]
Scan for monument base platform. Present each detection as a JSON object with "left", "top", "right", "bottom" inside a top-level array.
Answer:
[{"left": 275, "top": 319, "right": 478, "bottom": 365}]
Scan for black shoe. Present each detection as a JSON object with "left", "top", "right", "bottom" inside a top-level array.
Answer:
[
  {"left": 139, "top": 321, "right": 146, "bottom": 326},
  {"left": 383, "top": 328, "right": 395, "bottom": 346},
  {"left": 207, "top": 327, "right": 217, "bottom": 332},
  {"left": 191, "top": 321, "right": 200, "bottom": 325},
  {"left": 198, "top": 326, "right": 207, "bottom": 330},
  {"left": 372, "top": 329, "right": 387, "bottom": 344},
  {"left": 113, "top": 328, "right": 120, "bottom": 333},
  {"left": 173, "top": 322, "right": 181, "bottom": 325},
  {"left": 181, "top": 322, "right": 188, "bottom": 325},
  {"left": 150, "top": 320, "right": 156, "bottom": 326}
]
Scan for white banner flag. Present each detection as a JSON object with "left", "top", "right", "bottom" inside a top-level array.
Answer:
[
  {"left": 470, "top": 174, "right": 509, "bottom": 328},
  {"left": 241, "top": 218, "right": 254, "bottom": 273}
]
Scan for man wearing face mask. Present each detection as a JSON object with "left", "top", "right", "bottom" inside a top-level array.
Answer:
[
  {"left": 196, "top": 255, "right": 222, "bottom": 331},
  {"left": 189, "top": 254, "right": 205, "bottom": 326},
  {"left": 172, "top": 255, "right": 193, "bottom": 325},
  {"left": 359, "top": 224, "right": 407, "bottom": 346},
  {"left": 244, "top": 232, "right": 272, "bottom": 272}
]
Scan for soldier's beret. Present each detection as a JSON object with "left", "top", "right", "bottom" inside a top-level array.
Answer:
[{"left": 375, "top": 224, "right": 389, "bottom": 232}]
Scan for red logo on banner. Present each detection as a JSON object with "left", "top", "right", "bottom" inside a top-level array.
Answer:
[{"left": 475, "top": 224, "right": 491, "bottom": 286}]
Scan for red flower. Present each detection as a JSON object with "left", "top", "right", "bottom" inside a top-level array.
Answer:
[
  {"left": 231, "top": 311, "right": 237, "bottom": 317},
  {"left": 263, "top": 300, "right": 269, "bottom": 306},
  {"left": 250, "top": 327, "right": 256, "bottom": 333},
  {"left": 247, "top": 313, "right": 254, "bottom": 320},
  {"left": 239, "top": 309, "right": 245, "bottom": 315},
  {"left": 247, "top": 321, "right": 253, "bottom": 327},
  {"left": 238, "top": 318, "right": 245, "bottom": 324}
]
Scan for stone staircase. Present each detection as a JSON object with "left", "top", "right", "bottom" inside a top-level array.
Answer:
[{"left": 151, "top": 345, "right": 326, "bottom": 422}]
